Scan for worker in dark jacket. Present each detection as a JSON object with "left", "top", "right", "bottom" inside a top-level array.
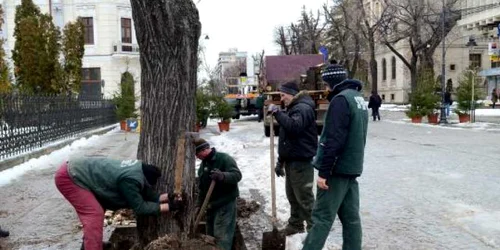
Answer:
[
  {"left": 302, "top": 63, "right": 368, "bottom": 250},
  {"left": 0, "top": 226, "right": 8, "bottom": 237},
  {"left": 268, "top": 81, "right": 317, "bottom": 235},
  {"left": 54, "top": 157, "right": 180, "bottom": 250},
  {"left": 368, "top": 90, "right": 382, "bottom": 121},
  {"left": 195, "top": 138, "right": 242, "bottom": 250},
  {"left": 255, "top": 91, "right": 265, "bottom": 122}
]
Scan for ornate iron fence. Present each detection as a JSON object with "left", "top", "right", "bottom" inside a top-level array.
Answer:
[{"left": 0, "top": 94, "right": 117, "bottom": 161}]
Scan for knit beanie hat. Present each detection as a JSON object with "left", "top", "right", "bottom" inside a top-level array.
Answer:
[
  {"left": 193, "top": 138, "right": 210, "bottom": 154},
  {"left": 279, "top": 81, "right": 300, "bottom": 96},
  {"left": 142, "top": 163, "right": 161, "bottom": 186},
  {"left": 321, "top": 64, "right": 348, "bottom": 89}
]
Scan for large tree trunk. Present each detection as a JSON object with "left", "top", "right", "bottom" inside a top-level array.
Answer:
[
  {"left": 130, "top": 0, "right": 201, "bottom": 247},
  {"left": 420, "top": 49, "right": 435, "bottom": 77}
]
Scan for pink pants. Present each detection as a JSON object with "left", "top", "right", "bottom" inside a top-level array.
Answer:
[{"left": 55, "top": 162, "right": 104, "bottom": 250}]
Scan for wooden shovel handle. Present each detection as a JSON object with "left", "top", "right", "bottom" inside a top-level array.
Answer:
[
  {"left": 194, "top": 180, "right": 216, "bottom": 232},
  {"left": 270, "top": 116, "right": 277, "bottom": 221}
]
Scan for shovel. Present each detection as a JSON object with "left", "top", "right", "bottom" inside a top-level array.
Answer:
[
  {"left": 193, "top": 179, "right": 216, "bottom": 234},
  {"left": 262, "top": 115, "right": 286, "bottom": 250}
]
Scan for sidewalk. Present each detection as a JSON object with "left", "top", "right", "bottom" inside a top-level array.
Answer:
[{"left": 0, "top": 130, "right": 139, "bottom": 250}]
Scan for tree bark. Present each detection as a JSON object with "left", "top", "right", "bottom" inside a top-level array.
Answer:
[
  {"left": 130, "top": 0, "right": 201, "bottom": 247},
  {"left": 369, "top": 43, "right": 377, "bottom": 92}
]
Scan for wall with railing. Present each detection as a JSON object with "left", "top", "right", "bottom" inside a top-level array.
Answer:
[{"left": 0, "top": 94, "right": 117, "bottom": 161}]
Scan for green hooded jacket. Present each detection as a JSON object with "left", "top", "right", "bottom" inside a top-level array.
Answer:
[{"left": 67, "top": 157, "right": 161, "bottom": 215}]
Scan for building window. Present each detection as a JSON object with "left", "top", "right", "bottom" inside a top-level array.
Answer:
[
  {"left": 121, "top": 18, "right": 132, "bottom": 43},
  {"left": 391, "top": 94, "right": 395, "bottom": 101},
  {"left": 81, "top": 68, "right": 101, "bottom": 97},
  {"left": 450, "top": 64, "right": 456, "bottom": 71},
  {"left": 382, "top": 58, "right": 387, "bottom": 81},
  {"left": 121, "top": 18, "right": 132, "bottom": 52},
  {"left": 80, "top": 17, "right": 94, "bottom": 45},
  {"left": 391, "top": 56, "right": 396, "bottom": 80},
  {"left": 469, "top": 54, "right": 482, "bottom": 69},
  {"left": 382, "top": 94, "right": 386, "bottom": 101}
]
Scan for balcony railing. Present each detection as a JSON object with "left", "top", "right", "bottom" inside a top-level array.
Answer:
[{"left": 113, "top": 42, "right": 140, "bottom": 54}]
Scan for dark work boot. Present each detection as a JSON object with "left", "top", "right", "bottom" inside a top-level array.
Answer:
[
  {"left": 281, "top": 224, "right": 304, "bottom": 236},
  {"left": 0, "top": 227, "right": 9, "bottom": 238},
  {"left": 80, "top": 241, "right": 113, "bottom": 250}
]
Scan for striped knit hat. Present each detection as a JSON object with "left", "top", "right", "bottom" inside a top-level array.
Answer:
[
  {"left": 321, "top": 64, "right": 348, "bottom": 89},
  {"left": 193, "top": 138, "right": 210, "bottom": 153}
]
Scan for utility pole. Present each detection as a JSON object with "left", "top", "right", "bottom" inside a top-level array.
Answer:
[{"left": 439, "top": 0, "right": 448, "bottom": 124}]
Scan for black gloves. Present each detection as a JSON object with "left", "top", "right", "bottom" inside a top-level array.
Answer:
[
  {"left": 210, "top": 169, "right": 225, "bottom": 182},
  {"left": 275, "top": 161, "right": 285, "bottom": 177},
  {"left": 168, "top": 198, "right": 184, "bottom": 212}
]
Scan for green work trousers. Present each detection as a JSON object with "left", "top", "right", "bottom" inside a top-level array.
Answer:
[
  {"left": 302, "top": 175, "right": 362, "bottom": 250},
  {"left": 285, "top": 160, "right": 315, "bottom": 230},
  {"left": 206, "top": 199, "right": 236, "bottom": 250}
]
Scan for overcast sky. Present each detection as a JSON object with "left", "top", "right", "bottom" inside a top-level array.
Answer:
[{"left": 196, "top": 0, "right": 328, "bottom": 76}]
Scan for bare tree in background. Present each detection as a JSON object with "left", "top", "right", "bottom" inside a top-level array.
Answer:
[
  {"left": 357, "top": 0, "right": 390, "bottom": 93},
  {"left": 324, "top": 0, "right": 363, "bottom": 78},
  {"left": 274, "top": 7, "right": 325, "bottom": 55},
  {"left": 130, "top": 0, "right": 201, "bottom": 247},
  {"left": 274, "top": 26, "right": 291, "bottom": 55},
  {"left": 252, "top": 50, "right": 266, "bottom": 89},
  {"left": 380, "top": 0, "right": 461, "bottom": 91}
]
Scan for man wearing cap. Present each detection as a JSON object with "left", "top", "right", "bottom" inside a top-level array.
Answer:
[
  {"left": 194, "top": 138, "right": 242, "bottom": 250},
  {"left": 302, "top": 63, "right": 368, "bottom": 250},
  {"left": 54, "top": 157, "right": 181, "bottom": 250},
  {"left": 268, "top": 81, "right": 317, "bottom": 235}
]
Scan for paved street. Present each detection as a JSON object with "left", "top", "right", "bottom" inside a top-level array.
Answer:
[{"left": 0, "top": 111, "right": 499, "bottom": 249}]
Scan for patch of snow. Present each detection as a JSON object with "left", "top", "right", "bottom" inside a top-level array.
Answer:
[
  {"left": 286, "top": 233, "right": 308, "bottom": 250},
  {"left": 446, "top": 203, "right": 500, "bottom": 248},
  {"left": 385, "top": 120, "right": 500, "bottom": 131},
  {"left": 379, "top": 104, "right": 410, "bottom": 112},
  {"left": 0, "top": 124, "right": 119, "bottom": 187},
  {"left": 474, "top": 109, "right": 500, "bottom": 117}
]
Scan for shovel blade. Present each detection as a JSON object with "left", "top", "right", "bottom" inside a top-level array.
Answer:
[{"left": 262, "top": 227, "right": 285, "bottom": 250}]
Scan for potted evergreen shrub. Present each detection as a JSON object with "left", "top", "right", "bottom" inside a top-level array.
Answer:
[
  {"left": 196, "top": 90, "right": 211, "bottom": 131},
  {"left": 113, "top": 72, "right": 137, "bottom": 130},
  {"left": 405, "top": 87, "right": 428, "bottom": 123},
  {"left": 418, "top": 69, "right": 441, "bottom": 124},
  {"left": 211, "top": 96, "right": 233, "bottom": 132},
  {"left": 455, "top": 69, "right": 483, "bottom": 123}
]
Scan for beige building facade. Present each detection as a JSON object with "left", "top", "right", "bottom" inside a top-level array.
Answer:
[
  {"left": 363, "top": 0, "right": 490, "bottom": 103},
  {"left": 2, "top": 0, "right": 141, "bottom": 98}
]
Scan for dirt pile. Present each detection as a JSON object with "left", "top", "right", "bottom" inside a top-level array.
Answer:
[
  {"left": 237, "top": 198, "right": 260, "bottom": 219},
  {"left": 105, "top": 209, "right": 136, "bottom": 226},
  {"left": 144, "top": 235, "right": 220, "bottom": 250}
]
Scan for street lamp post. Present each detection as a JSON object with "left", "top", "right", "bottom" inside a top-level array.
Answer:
[
  {"left": 465, "top": 37, "right": 478, "bottom": 123},
  {"left": 439, "top": 0, "right": 448, "bottom": 124}
]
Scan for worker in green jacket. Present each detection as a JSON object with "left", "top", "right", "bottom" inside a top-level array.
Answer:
[
  {"left": 194, "top": 138, "right": 242, "bottom": 250},
  {"left": 302, "top": 62, "right": 368, "bottom": 250},
  {"left": 54, "top": 157, "right": 181, "bottom": 250}
]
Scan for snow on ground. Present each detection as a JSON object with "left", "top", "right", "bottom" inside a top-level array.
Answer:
[
  {"left": 0, "top": 124, "right": 119, "bottom": 187},
  {"left": 380, "top": 104, "right": 410, "bottom": 112},
  {"left": 386, "top": 119, "right": 500, "bottom": 132},
  {"left": 474, "top": 108, "right": 500, "bottom": 116}
]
